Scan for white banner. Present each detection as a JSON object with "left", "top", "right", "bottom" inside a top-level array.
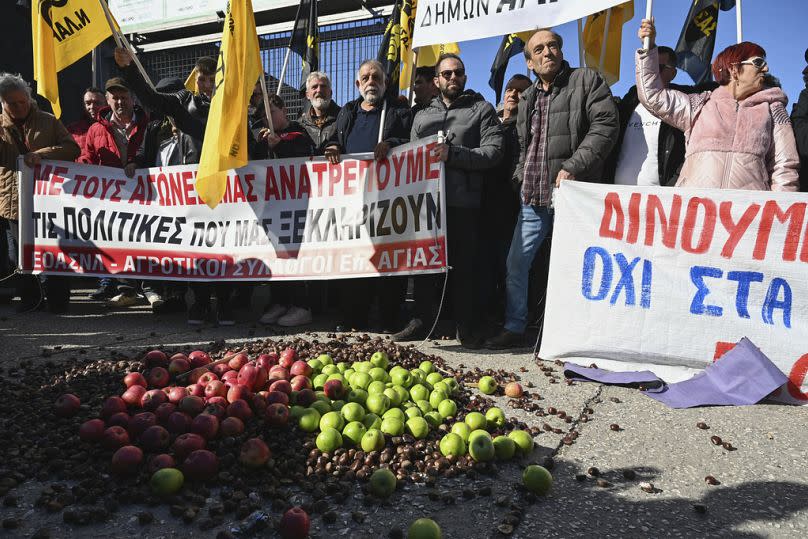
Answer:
[
  {"left": 412, "top": 0, "right": 628, "bottom": 48},
  {"left": 18, "top": 138, "right": 447, "bottom": 282},
  {"left": 540, "top": 183, "right": 808, "bottom": 404}
]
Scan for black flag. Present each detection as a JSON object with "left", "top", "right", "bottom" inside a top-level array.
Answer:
[
  {"left": 489, "top": 33, "right": 529, "bottom": 105},
  {"left": 675, "top": 0, "right": 736, "bottom": 84},
  {"left": 288, "top": 0, "right": 319, "bottom": 91},
  {"left": 377, "top": 0, "right": 403, "bottom": 93}
]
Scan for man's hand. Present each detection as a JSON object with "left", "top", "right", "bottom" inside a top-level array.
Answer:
[
  {"left": 124, "top": 163, "right": 136, "bottom": 178},
  {"left": 638, "top": 18, "right": 656, "bottom": 49},
  {"left": 373, "top": 141, "right": 390, "bottom": 161},
  {"left": 259, "top": 129, "right": 281, "bottom": 149},
  {"left": 114, "top": 47, "right": 133, "bottom": 68},
  {"left": 324, "top": 145, "right": 341, "bottom": 165},
  {"left": 555, "top": 169, "right": 574, "bottom": 187},
  {"left": 23, "top": 153, "right": 41, "bottom": 167},
  {"left": 431, "top": 143, "right": 450, "bottom": 162}
]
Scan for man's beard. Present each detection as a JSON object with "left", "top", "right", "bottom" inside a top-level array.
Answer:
[
  {"left": 310, "top": 97, "right": 331, "bottom": 111},
  {"left": 362, "top": 88, "right": 384, "bottom": 105},
  {"left": 441, "top": 85, "right": 463, "bottom": 100}
]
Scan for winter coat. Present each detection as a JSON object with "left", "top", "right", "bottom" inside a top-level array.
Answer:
[
  {"left": 412, "top": 91, "right": 504, "bottom": 208},
  {"left": 327, "top": 95, "right": 412, "bottom": 153},
  {"left": 66, "top": 116, "right": 95, "bottom": 151},
  {"left": 298, "top": 100, "right": 341, "bottom": 155},
  {"left": 791, "top": 88, "right": 808, "bottom": 192},
  {"left": 249, "top": 120, "right": 316, "bottom": 160},
  {"left": 136, "top": 118, "right": 200, "bottom": 167},
  {"left": 636, "top": 47, "right": 799, "bottom": 191},
  {"left": 78, "top": 106, "right": 149, "bottom": 167},
  {"left": 0, "top": 103, "right": 80, "bottom": 220}
]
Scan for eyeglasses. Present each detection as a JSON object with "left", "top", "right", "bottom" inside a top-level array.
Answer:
[
  {"left": 659, "top": 63, "right": 676, "bottom": 71},
  {"left": 439, "top": 68, "right": 466, "bottom": 80},
  {"left": 739, "top": 57, "right": 767, "bottom": 70}
]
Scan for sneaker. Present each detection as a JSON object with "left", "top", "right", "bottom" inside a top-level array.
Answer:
[
  {"left": 108, "top": 291, "right": 140, "bottom": 308},
  {"left": 143, "top": 290, "right": 165, "bottom": 310},
  {"left": 187, "top": 302, "right": 209, "bottom": 325},
  {"left": 276, "top": 306, "right": 312, "bottom": 327},
  {"left": 484, "top": 329, "right": 525, "bottom": 350},
  {"left": 217, "top": 303, "right": 236, "bottom": 326},
  {"left": 89, "top": 283, "right": 117, "bottom": 300},
  {"left": 259, "top": 304, "right": 288, "bottom": 325},
  {"left": 391, "top": 318, "right": 425, "bottom": 342}
]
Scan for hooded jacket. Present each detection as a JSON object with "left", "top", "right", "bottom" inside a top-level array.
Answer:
[
  {"left": 636, "top": 47, "right": 799, "bottom": 191},
  {"left": 298, "top": 100, "right": 341, "bottom": 155},
  {"left": 327, "top": 95, "right": 412, "bottom": 153},
  {"left": 0, "top": 103, "right": 80, "bottom": 220},
  {"left": 411, "top": 91, "right": 504, "bottom": 208},
  {"left": 136, "top": 118, "right": 199, "bottom": 167},
  {"left": 78, "top": 105, "right": 149, "bottom": 167}
]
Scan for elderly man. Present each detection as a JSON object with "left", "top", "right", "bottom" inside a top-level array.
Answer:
[
  {"left": 299, "top": 72, "right": 341, "bottom": 155},
  {"left": 324, "top": 60, "right": 412, "bottom": 331},
  {"left": 66, "top": 87, "right": 105, "bottom": 148},
  {"left": 394, "top": 53, "right": 504, "bottom": 348},
  {"left": 485, "top": 29, "right": 618, "bottom": 349},
  {"left": 0, "top": 73, "right": 80, "bottom": 312}
]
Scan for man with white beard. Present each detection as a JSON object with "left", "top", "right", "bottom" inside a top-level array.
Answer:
[
  {"left": 298, "top": 72, "right": 341, "bottom": 155},
  {"left": 323, "top": 59, "right": 412, "bottom": 332}
]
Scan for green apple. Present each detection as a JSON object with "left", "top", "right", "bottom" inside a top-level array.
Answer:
[
  {"left": 289, "top": 405, "right": 306, "bottom": 420},
  {"left": 485, "top": 407, "right": 506, "bottom": 430},
  {"left": 477, "top": 376, "right": 498, "bottom": 395},
  {"left": 426, "top": 372, "right": 443, "bottom": 386},
  {"left": 341, "top": 402, "right": 365, "bottom": 423},
  {"left": 347, "top": 389, "right": 368, "bottom": 406},
  {"left": 380, "top": 417, "right": 404, "bottom": 436},
  {"left": 330, "top": 400, "right": 345, "bottom": 412},
  {"left": 362, "top": 413, "right": 382, "bottom": 431},
  {"left": 404, "top": 406, "right": 423, "bottom": 419},
  {"left": 336, "top": 362, "right": 349, "bottom": 373},
  {"left": 410, "top": 369, "right": 427, "bottom": 386},
  {"left": 383, "top": 387, "right": 403, "bottom": 407},
  {"left": 493, "top": 435, "right": 516, "bottom": 460},
  {"left": 439, "top": 432, "right": 466, "bottom": 457},
  {"left": 392, "top": 385, "right": 410, "bottom": 405},
  {"left": 468, "top": 433, "right": 495, "bottom": 462},
  {"left": 307, "top": 358, "right": 323, "bottom": 374},
  {"left": 391, "top": 369, "right": 413, "bottom": 388},
  {"left": 429, "top": 389, "right": 448, "bottom": 410},
  {"left": 410, "top": 384, "right": 430, "bottom": 402},
  {"left": 320, "top": 411, "right": 345, "bottom": 432},
  {"left": 365, "top": 393, "right": 391, "bottom": 416},
  {"left": 354, "top": 361, "right": 372, "bottom": 373},
  {"left": 317, "top": 353, "right": 333, "bottom": 365},
  {"left": 437, "top": 399, "right": 457, "bottom": 420},
  {"left": 408, "top": 518, "right": 442, "bottom": 539},
  {"left": 321, "top": 364, "right": 338, "bottom": 376},
  {"left": 298, "top": 408, "right": 321, "bottom": 432},
  {"left": 432, "top": 381, "right": 450, "bottom": 395},
  {"left": 368, "top": 467, "right": 396, "bottom": 498},
  {"left": 350, "top": 372, "right": 372, "bottom": 390},
  {"left": 443, "top": 377, "right": 459, "bottom": 394},
  {"left": 370, "top": 351, "right": 390, "bottom": 370},
  {"left": 342, "top": 421, "right": 367, "bottom": 446},
  {"left": 419, "top": 360, "right": 435, "bottom": 374},
  {"left": 316, "top": 427, "right": 343, "bottom": 452},
  {"left": 382, "top": 407, "right": 405, "bottom": 422},
  {"left": 361, "top": 428, "right": 385, "bottom": 452},
  {"left": 343, "top": 368, "right": 355, "bottom": 380},
  {"left": 450, "top": 422, "right": 470, "bottom": 442},
  {"left": 326, "top": 373, "right": 345, "bottom": 384},
  {"left": 150, "top": 467, "right": 184, "bottom": 496},
  {"left": 312, "top": 373, "right": 328, "bottom": 390},
  {"left": 415, "top": 400, "right": 432, "bottom": 415},
  {"left": 367, "top": 381, "right": 387, "bottom": 395},
  {"left": 522, "top": 464, "right": 552, "bottom": 495},
  {"left": 464, "top": 412, "right": 487, "bottom": 431},
  {"left": 369, "top": 367, "right": 388, "bottom": 383},
  {"left": 424, "top": 411, "right": 442, "bottom": 427},
  {"left": 405, "top": 416, "right": 430, "bottom": 439},
  {"left": 468, "top": 429, "right": 491, "bottom": 444},
  {"left": 309, "top": 400, "right": 331, "bottom": 416},
  {"left": 507, "top": 430, "right": 534, "bottom": 456}
]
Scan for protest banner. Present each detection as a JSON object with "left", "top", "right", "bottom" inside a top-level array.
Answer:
[
  {"left": 412, "top": 0, "right": 628, "bottom": 48},
  {"left": 539, "top": 182, "right": 808, "bottom": 404},
  {"left": 17, "top": 137, "right": 447, "bottom": 283}
]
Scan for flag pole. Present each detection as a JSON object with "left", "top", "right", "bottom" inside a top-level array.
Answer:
[
  {"left": 598, "top": 8, "right": 613, "bottom": 74},
  {"left": 258, "top": 74, "right": 276, "bottom": 137},
  {"left": 736, "top": 0, "right": 743, "bottom": 43},
  {"left": 98, "top": 0, "right": 155, "bottom": 89},
  {"left": 276, "top": 48, "right": 292, "bottom": 96},
  {"left": 408, "top": 48, "right": 419, "bottom": 107},
  {"left": 378, "top": 99, "right": 388, "bottom": 144},
  {"left": 644, "top": 0, "right": 653, "bottom": 50},
  {"left": 577, "top": 19, "right": 585, "bottom": 66}
]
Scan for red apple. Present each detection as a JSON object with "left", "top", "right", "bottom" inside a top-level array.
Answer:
[
  {"left": 147, "top": 453, "right": 176, "bottom": 474},
  {"left": 220, "top": 416, "right": 245, "bottom": 437},
  {"left": 189, "top": 350, "right": 211, "bottom": 368},
  {"left": 186, "top": 384, "right": 205, "bottom": 398},
  {"left": 290, "top": 375, "right": 312, "bottom": 392},
  {"left": 141, "top": 389, "right": 168, "bottom": 411},
  {"left": 227, "top": 384, "right": 252, "bottom": 404},
  {"left": 198, "top": 371, "right": 219, "bottom": 385},
  {"left": 279, "top": 506, "right": 310, "bottom": 539},
  {"left": 182, "top": 449, "right": 218, "bottom": 481},
  {"left": 147, "top": 367, "right": 170, "bottom": 389},
  {"left": 107, "top": 412, "right": 131, "bottom": 430},
  {"left": 267, "top": 391, "right": 291, "bottom": 406},
  {"left": 168, "top": 357, "right": 190, "bottom": 376},
  {"left": 121, "top": 385, "right": 147, "bottom": 407},
  {"left": 269, "top": 380, "right": 292, "bottom": 395},
  {"left": 143, "top": 349, "right": 168, "bottom": 369},
  {"left": 128, "top": 412, "right": 157, "bottom": 439},
  {"left": 102, "top": 426, "right": 130, "bottom": 450},
  {"left": 167, "top": 386, "right": 188, "bottom": 404},
  {"left": 54, "top": 393, "right": 81, "bottom": 418},
  {"left": 178, "top": 395, "right": 206, "bottom": 416},
  {"left": 206, "top": 396, "right": 228, "bottom": 408},
  {"left": 166, "top": 412, "right": 193, "bottom": 435},
  {"left": 79, "top": 419, "right": 106, "bottom": 443},
  {"left": 191, "top": 414, "right": 220, "bottom": 440},
  {"left": 227, "top": 353, "right": 248, "bottom": 371},
  {"left": 211, "top": 363, "right": 231, "bottom": 377},
  {"left": 140, "top": 425, "right": 171, "bottom": 452},
  {"left": 279, "top": 348, "right": 297, "bottom": 370},
  {"left": 323, "top": 379, "right": 345, "bottom": 400},
  {"left": 123, "top": 372, "right": 147, "bottom": 388},
  {"left": 221, "top": 370, "right": 239, "bottom": 385},
  {"left": 294, "top": 389, "right": 316, "bottom": 407},
  {"left": 100, "top": 396, "right": 127, "bottom": 419},
  {"left": 188, "top": 368, "right": 208, "bottom": 384},
  {"left": 239, "top": 438, "right": 271, "bottom": 468},
  {"left": 172, "top": 433, "right": 206, "bottom": 460},
  {"left": 238, "top": 363, "right": 267, "bottom": 391},
  {"left": 289, "top": 361, "right": 312, "bottom": 378},
  {"left": 256, "top": 353, "right": 277, "bottom": 370},
  {"left": 203, "top": 403, "right": 226, "bottom": 420},
  {"left": 111, "top": 445, "right": 143, "bottom": 475},
  {"left": 226, "top": 399, "right": 253, "bottom": 422},
  {"left": 504, "top": 382, "right": 524, "bottom": 398},
  {"left": 205, "top": 380, "right": 227, "bottom": 399},
  {"left": 155, "top": 402, "right": 176, "bottom": 424},
  {"left": 266, "top": 403, "right": 290, "bottom": 428},
  {"left": 251, "top": 394, "right": 268, "bottom": 417}
]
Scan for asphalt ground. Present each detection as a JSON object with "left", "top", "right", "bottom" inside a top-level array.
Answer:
[{"left": 1, "top": 287, "right": 807, "bottom": 538}]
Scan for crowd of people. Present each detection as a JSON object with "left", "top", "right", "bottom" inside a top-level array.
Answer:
[{"left": 1, "top": 20, "right": 807, "bottom": 350}]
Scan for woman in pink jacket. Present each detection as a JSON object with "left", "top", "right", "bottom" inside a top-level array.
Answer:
[{"left": 636, "top": 19, "right": 799, "bottom": 191}]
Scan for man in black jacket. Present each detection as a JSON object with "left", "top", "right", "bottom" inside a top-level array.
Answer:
[
  {"left": 298, "top": 72, "right": 341, "bottom": 155},
  {"left": 792, "top": 60, "right": 808, "bottom": 192}
]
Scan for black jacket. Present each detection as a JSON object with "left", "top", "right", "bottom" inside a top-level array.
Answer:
[
  {"left": 412, "top": 91, "right": 504, "bottom": 208},
  {"left": 298, "top": 100, "right": 341, "bottom": 155},
  {"left": 327, "top": 95, "right": 412, "bottom": 153},
  {"left": 249, "top": 120, "right": 316, "bottom": 160},
  {"left": 136, "top": 118, "right": 199, "bottom": 168},
  {"left": 606, "top": 81, "right": 718, "bottom": 186},
  {"left": 791, "top": 88, "right": 808, "bottom": 192}
]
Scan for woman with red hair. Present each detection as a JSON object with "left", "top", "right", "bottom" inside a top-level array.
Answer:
[{"left": 634, "top": 19, "right": 799, "bottom": 191}]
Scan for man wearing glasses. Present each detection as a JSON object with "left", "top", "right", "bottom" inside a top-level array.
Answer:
[
  {"left": 485, "top": 29, "right": 618, "bottom": 349},
  {"left": 400, "top": 53, "right": 504, "bottom": 348}
]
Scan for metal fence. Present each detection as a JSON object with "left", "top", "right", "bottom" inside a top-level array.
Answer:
[{"left": 136, "top": 16, "right": 387, "bottom": 117}]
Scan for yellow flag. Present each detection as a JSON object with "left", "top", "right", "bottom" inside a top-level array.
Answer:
[
  {"left": 582, "top": 1, "right": 634, "bottom": 85},
  {"left": 399, "top": 0, "right": 459, "bottom": 90},
  {"left": 195, "top": 0, "right": 262, "bottom": 209},
  {"left": 184, "top": 67, "right": 198, "bottom": 94},
  {"left": 33, "top": 0, "right": 117, "bottom": 118}
]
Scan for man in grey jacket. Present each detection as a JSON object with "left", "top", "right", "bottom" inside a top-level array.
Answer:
[
  {"left": 396, "top": 53, "right": 503, "bottom": 349},
  {"left": 485, "top": 29, "right": 618, "bottom": 349}
]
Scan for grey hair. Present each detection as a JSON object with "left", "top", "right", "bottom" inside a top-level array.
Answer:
[
  {"left": 0, "top": 73, "right": 32, "bottom": 100},
  {"left": 356, "top": 60, "right": 385, "bottom": 82},
  {"left": 306, "top": 71, "right": 332, "bottom": 90}
]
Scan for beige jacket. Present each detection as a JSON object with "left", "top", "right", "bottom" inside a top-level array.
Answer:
[
  {"left": 636, "top": 47, "right": 799, "bottom": 191},
  {"left": 0, "top": 104, "right": 80, "bottom": 220}
]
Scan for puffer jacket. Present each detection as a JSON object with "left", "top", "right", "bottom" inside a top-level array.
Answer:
[
  {"left": 78, "top": 106, "right": 149, "bottom": 167},
  {"left": 0, "top": 103, "right": 80, "bottom": 220},
  {"left": 636, "top": 47, "right": 799, "bottom": 191},
  {"left": 412, "top": 91, "right": 504, "bottom": 208}
]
